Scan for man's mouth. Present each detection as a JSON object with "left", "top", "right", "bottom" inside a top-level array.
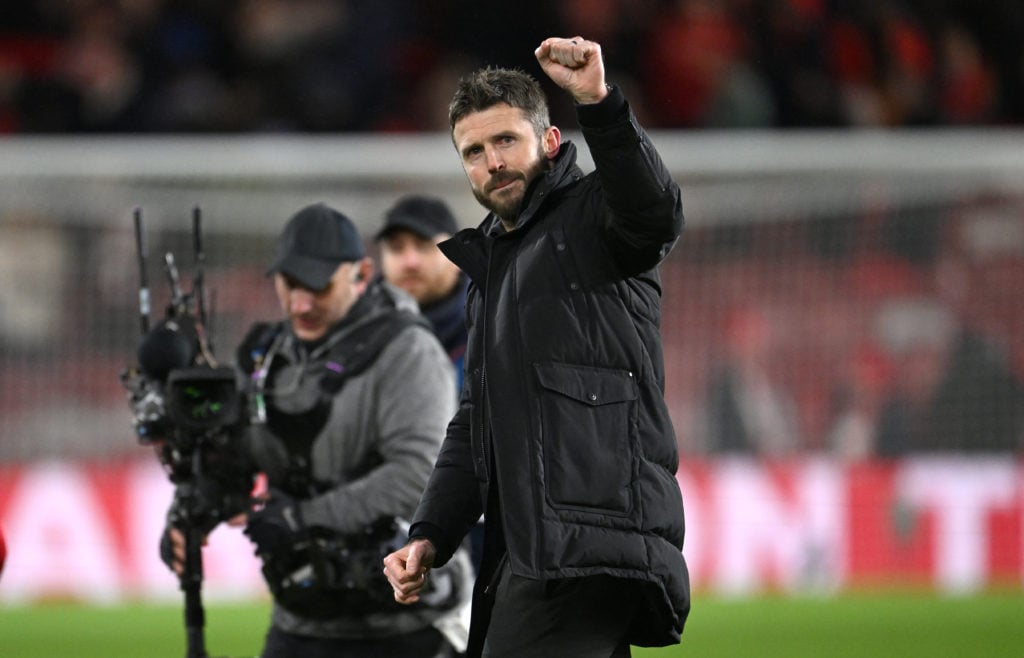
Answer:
[
  {"left": 399, "top": 275, "right": 423, "bottom": 288},
  {"left": 488, "top": 175, "right": 518, "bottom": 193}
]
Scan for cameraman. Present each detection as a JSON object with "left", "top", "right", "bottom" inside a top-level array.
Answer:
[{"left": 163, "top": 203, "right": 469, "bottom": 658}]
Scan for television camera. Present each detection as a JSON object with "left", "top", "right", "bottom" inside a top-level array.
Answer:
[{"left": 120, "top": 207, "right": 254, "bottom": 658}]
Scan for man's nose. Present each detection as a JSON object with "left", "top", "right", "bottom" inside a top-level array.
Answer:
[
  {"left": 400, "top": 247, "right": 422, "bottom": 269},
  {"left": 289, "top": 288, "right": 315, "bottom": 313},
  {"left": 485, "top": 146, "right": 504, "bottom": 172}
]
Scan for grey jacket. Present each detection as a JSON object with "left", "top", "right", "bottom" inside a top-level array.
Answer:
[{"left": 246, "top": 281, "right": 460, "bottom": 638}]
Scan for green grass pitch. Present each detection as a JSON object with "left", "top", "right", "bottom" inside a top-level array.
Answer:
[{"left": 1, "top": 590, "right": 1022, "bottom": 657}]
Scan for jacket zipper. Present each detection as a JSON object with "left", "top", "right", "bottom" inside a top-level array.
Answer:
[{"left": 478, "top": 364, "right": 488, "bottom": 479}]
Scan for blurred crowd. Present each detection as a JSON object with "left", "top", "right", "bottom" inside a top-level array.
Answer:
[
  {"left": 663, "top": 191, "right": 1024, "bottom": 458},
  {"left": 2, "top": 0, "right": 1023, "bottom": 462},
  {"left": 1, "top": 0, "right": 1022, "bottom": 133}
]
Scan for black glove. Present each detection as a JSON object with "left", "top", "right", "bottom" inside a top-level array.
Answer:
[
  {"left": 158, "top": 525, "right": 176, "bottom": 571},
  {"left": 244, "top": 489, "right": 304, "bottom": 558}
]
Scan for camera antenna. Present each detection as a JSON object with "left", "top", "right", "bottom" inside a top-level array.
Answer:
[
  {"left": 134, "top": 207, "right": 152, "bottom": 336},
  {"left": 190, "top": 205, "right": 218, "bottom": 366},
  {"left": 165, "top": 252, "right": 185, "bottom": 309},
  {"left": 192, "top": 205, "right": 208, "bottom": 327}
]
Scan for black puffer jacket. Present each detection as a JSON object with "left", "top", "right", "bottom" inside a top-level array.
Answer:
[{"left": 411, "top": 86, "right": 690, "bottom": 647}]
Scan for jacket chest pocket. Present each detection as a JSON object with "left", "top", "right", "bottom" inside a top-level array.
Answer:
[{"left": 534, "top": 362, "right": 638, "bottom": 515}]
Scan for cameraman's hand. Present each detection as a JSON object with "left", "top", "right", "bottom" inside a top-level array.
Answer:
[
  {"left": 243, "top": 489, "right": 304, "bottom": 557},
  {"left": 159, "top": 526, "right": 208, "bottom": 576}
]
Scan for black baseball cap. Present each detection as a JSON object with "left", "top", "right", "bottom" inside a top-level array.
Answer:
[
  {"left": 267, "top": 203, "right": 365, "bottom": 290},
  {"left": 375, "top": 194, "right": 459, "bottom": 242}
]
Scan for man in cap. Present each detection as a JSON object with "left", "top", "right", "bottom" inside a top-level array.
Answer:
[
  {"left": 376, "top": 194, "right": 469, "bottom": 386},
  {"left": 161, "top": 202, "right": 472, "bottom": 657},
  {"left": 376, "top": 195, "right": 481, "bottom": 575}
]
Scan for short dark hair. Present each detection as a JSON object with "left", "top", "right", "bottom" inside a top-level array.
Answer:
[{"left": 448, "top": 67, "right": 550, "bottom": 139}]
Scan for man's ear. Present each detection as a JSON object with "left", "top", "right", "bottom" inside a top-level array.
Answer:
[
  {"left": 352, "top": 258, "right": 374, "bottom": 285},
  {"left": 543, "top": 125, "right": 562, "bottom": 159}
]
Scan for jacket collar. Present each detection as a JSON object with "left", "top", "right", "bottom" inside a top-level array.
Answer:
[
  {"left": 479, "top": 139, "right": 584, "bottom": 236},
  {"left": 282, "top": 279, "right": 406, "bottom": 359},
  {"left": 440, "top": 141, "right": 585, "bottom": 282},
  {"left": 420, "top": 272, "right": 469, "bottom": 355}
]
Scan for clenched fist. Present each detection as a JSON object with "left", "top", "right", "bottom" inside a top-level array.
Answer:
[{"left": 535, "top": 36, "right": 609, "bottom": 105}]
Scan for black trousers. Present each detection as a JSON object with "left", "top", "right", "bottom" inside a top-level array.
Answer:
[
  {"left": 261, "top": 625, "right": 453, "bottom": 658},
  {"left": 481, "top": 559, "right": 641, "bottom": 658}
]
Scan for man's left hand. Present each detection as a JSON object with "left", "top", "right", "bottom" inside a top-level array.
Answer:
[{"left": 535, "top": 36, "right": 608, "bottom": 105}]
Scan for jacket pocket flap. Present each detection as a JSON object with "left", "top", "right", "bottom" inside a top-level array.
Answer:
[{"left": 534, "top": 362, "right": 637, "bottom": 406}]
